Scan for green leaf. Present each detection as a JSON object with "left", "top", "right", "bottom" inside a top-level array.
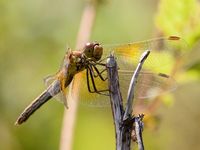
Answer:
[{"left": 156, "top": 0, "right": 200, "bottom": 47}]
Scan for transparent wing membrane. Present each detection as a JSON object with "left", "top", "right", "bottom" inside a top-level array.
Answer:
[
  {"left": 75, "top": 68, "right": 177, "bottom": 107},
  {"left": 103, "top": 36, "right": 185, "bottom": 74},
  {"left": 118, "top": 70, "right": 177, "bottom": 100},
  {"left": 76, "top": 69, "right": 110, "bottom": 107},
  {"left": 44, "top": 75, "right": 69, "bottom": 108},
  {"left": 44, "top": 74, "right": 56, "bottom": 87}
]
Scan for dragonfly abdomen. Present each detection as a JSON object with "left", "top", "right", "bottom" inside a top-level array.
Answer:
[{"left": 15, "top": 90, "right": 52, "bottom": 125}]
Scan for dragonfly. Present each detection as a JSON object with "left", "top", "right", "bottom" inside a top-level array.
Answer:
[{"left": 15, "top": 36, "right": 183, "bottom": 125}]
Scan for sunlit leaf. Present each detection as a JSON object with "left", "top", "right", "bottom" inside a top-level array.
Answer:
[{"left": 156, "top": 0, "right": 200, "bottom": 46}]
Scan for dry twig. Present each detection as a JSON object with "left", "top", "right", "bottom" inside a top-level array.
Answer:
[{"left": 106, "top": 50, "right": 150, "bottom": 150}]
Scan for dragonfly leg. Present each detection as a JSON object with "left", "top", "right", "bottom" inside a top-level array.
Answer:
[
  {"left": 91, "top": 65, "right": 107, "bottom": 81},
  {"left": 97, "top": 56, "right": 109, "bottom": 63},
  {"left": 87, "top": 60, "right": 108, "bottom": 81},
  {"left": 86, "top": 67, "right": 109, "bottom": 96},
  {"left": 88, "top": 60, "right": 106, "bottom": 67},
  {"left": 86, "top": 67, "right": 94, "bottom": 93},
  {"left": 88, "top": 64, "right": 106, "bottom": 79}
]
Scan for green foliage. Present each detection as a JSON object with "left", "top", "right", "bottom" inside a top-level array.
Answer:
[{"left": 156, "top": 0, "right": 200, "bottom": 46}]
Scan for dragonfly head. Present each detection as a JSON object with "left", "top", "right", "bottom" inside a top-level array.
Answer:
[{"left": 83, "top": 42, "right": 103, "bottom": 61}]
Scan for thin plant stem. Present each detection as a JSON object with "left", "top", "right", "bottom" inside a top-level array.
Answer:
[{"left": 59, "top": 2, "right": 97, "bottom": 150}]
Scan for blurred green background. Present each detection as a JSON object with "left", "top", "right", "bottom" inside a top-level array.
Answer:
[{"left": 1, "top": 0, "right": 200, "bottom": 150}]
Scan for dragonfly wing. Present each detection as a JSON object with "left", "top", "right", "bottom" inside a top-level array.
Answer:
[
  {"left": 44, "top": 76, "right": 69, "bottom": 108},
  {"left": 103, "top": 36, "right": 185, "bottom": 75},
  {"left": 118, "top": 70, "right": 177, "bottom": 100},
  {"left": 70, "top": 70, "right": 176, "bottom": 107},
  {"left": 59, "top": 90, "right": 69, "bottom": 109},
  {"left": 72, "top": 68, "right": 176, "bottom": 107},
  {"left": 44, "top": 74, "right": 56, "bottom": 87},
  {"left": 43, "top": 49, "right": 75, "bottom": 108},
  {"left": 74, "top": 69, "right": 176, "bottom": 107},
  {"left": 73, "top": 70, "right": 110, "bottom": 107}
]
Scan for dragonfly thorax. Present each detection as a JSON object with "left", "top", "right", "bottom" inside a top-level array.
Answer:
[{"left": 83, "top": 42, "right": 103, "bottom": 61}]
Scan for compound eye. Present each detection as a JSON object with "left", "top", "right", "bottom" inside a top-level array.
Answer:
[
  {"left": 93, "top": 44, "right": 103, "bottom": 61},
  {"left": 85, "top": 42, "right": 93, "bottom": 53},
  {"left": 83, "top": 42, "right": 95, "bottom": 58}
]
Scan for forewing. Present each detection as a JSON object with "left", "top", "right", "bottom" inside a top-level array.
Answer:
[{"left": 102, "top": 36, "right": 185, "bottom": 75}]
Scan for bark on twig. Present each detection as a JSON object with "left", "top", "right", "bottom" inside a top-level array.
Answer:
[
  {"left": 106, "top": 54, "right": 125, "bottom": 150},
  {"left": 107, "top": 50, "right": 150, "bottom": 150},
  {"left": 135, "top": 114, "right": 145, "bottom": 150},
  {"left": 123, "top": 50, "right": 150, "bottom": 120}
]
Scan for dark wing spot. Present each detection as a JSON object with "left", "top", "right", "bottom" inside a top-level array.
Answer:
[
  {"left": 168, "top": 36, "right": 180, "bottom": 40},
  {"left": 158, "top": 73, "right": 170, "bottom": 78}
]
